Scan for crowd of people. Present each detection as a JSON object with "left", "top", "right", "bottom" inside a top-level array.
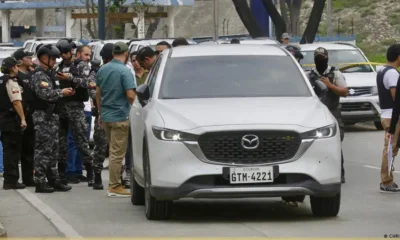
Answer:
[{"left": 0, "top": 36, "right": 189, "bottom": 197}]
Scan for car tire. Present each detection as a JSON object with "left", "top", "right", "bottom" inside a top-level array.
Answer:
[
  {"left": 310, "top": 193, "right": 340, "bottom": 217},
  {"left": 374, "top": 121, "right": 384, "bottom": 130},
  {"left": 282, "top": 195, "right": 305, "bottom": 203},
  {"left": 131, "top": 173, "right": 145, "bottom": 206},
  {"left": 143, "top": 140, "right": 172, "bottom": 220}
]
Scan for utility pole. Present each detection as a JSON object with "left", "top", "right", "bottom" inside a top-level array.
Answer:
[
  {"left": 212, "top": 0, "right": 219, "bottom": 41},
  {"left": 98, "top": 0, "right": 106, "bottom": 40},
  {"left": 327, "top": 0, "right": 332, "bottom": 36}
]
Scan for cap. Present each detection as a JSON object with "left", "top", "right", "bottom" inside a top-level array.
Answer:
[
  {"left": 113, "top": 42, "right": 129, "bottom": 54},
  {"left": 1, "top": 57, "right": 21, "bottom": 73},
  {"left": 13, "top": 48, "right": 34, "bottom": 60},
  {"left": 314, "top": 47, "right": 328, "bottom": 58},
  {"left": 282, "top": 33, "right": 291, "bottom": 39}
]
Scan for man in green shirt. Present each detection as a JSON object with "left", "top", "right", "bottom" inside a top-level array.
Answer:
[{"left": 96, "top": 42, "right": 136, "bottom": 197}]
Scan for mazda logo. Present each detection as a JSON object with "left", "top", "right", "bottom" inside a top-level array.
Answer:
[{"left": 241, "top": 134, "right": 260, "bottom": 150}]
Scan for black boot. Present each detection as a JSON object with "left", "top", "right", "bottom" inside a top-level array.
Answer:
[
  {"left": 3, "top": 182, "right": 26, "bottom": 190},
  {"left": 58, "top": 163, "right": 68, "bottom": 185},
  {"left": 85, "top": 163, "right": 94, "bottom": 187},
  {"left": 50, "top": 181, "right": 72, "bottom": 192},
  {"left": 93, "top": 173, "right": 104, "bottom": 190},
  {"left": 35, "top": 182, "right": 54, "bottom": 193},
  {"left": 66, "top": 174, "right": 80, "bottom": 184}
]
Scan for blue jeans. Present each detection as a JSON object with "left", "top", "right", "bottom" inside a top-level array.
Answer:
[
  {"left": 0, "top": 132, "right": 3, "bottom": 173},
  {"left": 66, "top": 111, "right": 92, "bottom": 176}
]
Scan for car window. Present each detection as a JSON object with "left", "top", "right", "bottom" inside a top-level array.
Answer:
[
  {"left": 159, "top": 55, "right": 311, "bottom": 99},
  {"left": 24, "top": 43, "right": 32, "bottom": 52},
  {"left": 301, "top": 49, "right": 373, "bottom": 73},
  {"left": 146, "top": 57, "right": 162, "bottom": 97}
]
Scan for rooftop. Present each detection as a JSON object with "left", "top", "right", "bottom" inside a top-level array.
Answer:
[
  {"left": 299, "top": 43, "right": 357, "bottom": 51},
  {"left": 169, "top": 45, "right": 289, "bottom": 58}
]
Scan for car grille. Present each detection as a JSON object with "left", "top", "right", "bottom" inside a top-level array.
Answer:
[
  {"left": 341, "top": 102, "right": 373, "bottom": 112},
  {"left": 347, "top": 87, "right": 372, "bottom": 97},
  {"left": 197, "top": 131, "right": 302, "bottom": 165}
]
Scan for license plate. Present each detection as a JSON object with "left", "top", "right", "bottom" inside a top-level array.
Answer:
[{"left": 229, "top": 166, "right": 273, "bottom": 184}]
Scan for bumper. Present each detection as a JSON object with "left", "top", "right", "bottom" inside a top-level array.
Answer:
[
  {"left": 140, "top": 125, "right": 342, "bottom": 201},
  {"left": 340, "top": 95, "right": 380, "bottom": 123}
]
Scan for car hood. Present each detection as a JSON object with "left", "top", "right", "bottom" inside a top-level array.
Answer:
[
  {"left": 342, "top": 72, "right": 377, "bottom": 87},
  {"left": 154, "top": 97, "right": 332, "bottom": 131}
]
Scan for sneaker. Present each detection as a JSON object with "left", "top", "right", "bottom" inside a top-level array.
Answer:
[
  {"left": 380, "top": 183, "right": 400, "bottom": 193},
  {"left": 107, "top": 185, "right": 131, "bottom": 197}
]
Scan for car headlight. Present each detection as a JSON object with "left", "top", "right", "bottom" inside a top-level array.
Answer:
[
  {"left": 371, "top": 86, "right": 378, "bottom": 96},
  {"left": 300, "top": 124, "right": 337, "bottom": 139},
  {"left": 152, "top": 127, "right": 199, "bottom": 142}
]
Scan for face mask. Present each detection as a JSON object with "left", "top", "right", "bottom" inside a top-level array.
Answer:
[{"left": 314, "top": 56, "right": 328, "bottom": 74}]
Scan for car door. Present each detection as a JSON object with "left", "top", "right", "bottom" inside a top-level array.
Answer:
[{"left": 131, "top": 56, "right": 162, "bottom": 177}]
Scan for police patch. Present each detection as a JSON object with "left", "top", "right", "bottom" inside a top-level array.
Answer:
[
  {"left": 84, "top": 70, "right": 90, "bottom": 76},
  {"left": 11, "top": 88, "right": 19, "bottom": 94},
  {"left": 89, "top": 82, "right": 96, "bottom": 89},
  {"left": 40, "top": 81, "right": 49, "bottom": 88}
]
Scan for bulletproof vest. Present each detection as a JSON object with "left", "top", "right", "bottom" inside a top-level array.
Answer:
[
  {"left": 17, "top": 70, "right": 35, "bottom": 110},
  {"left": 58, "top": 60, "right": 89, "bottom": 103},
  {"left": 377, "top": 66, "right": 397, "bottom": 110},
  {"left": 310, "top": 67, "right": 340, "bottom": 110},
  {"left": 0, "top": 75, "right": 15, "bottom": 112},
  {"left": 0, "top": 75, "right": 19, "bottom": 131},
  {"left": 31, "top": 67, "right": 60, "bottom": 111}
]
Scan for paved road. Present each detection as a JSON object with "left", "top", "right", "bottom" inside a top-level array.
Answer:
[{"left": 1, "top": 123, "right": 400, "bottom": 238}]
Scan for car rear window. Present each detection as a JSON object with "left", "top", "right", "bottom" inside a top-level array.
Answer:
[{"left": 159, "top": 55, "right": 311, "bottom": 99}]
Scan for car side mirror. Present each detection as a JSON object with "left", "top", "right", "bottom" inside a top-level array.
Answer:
[
  {"left": 136, "top": 84, "right": 150, "bottom": 107},
  {"left": 376, "top": 65, "right": 384, "bottom": 72},
  {"left": 314, "top": 80, "right": 328, "bottom": 98}
]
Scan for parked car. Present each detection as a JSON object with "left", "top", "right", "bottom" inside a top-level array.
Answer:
[
  {"left": 300, "top": 43, "right": 382, "bottom": 129},
  {"left": 0, "top": 46, "right": 19, "bottom": 77},
  {"left": 129, "top": 44, "right": 342, "bottom": 220}
]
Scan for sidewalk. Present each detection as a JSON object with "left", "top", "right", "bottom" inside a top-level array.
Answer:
[{"left": 0, "top": 182, "right": 60, "bottom": 238}]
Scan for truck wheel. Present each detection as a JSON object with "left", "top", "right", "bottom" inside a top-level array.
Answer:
[
  {"left": 310, "top": 193, "right": 340, "bottom": 217},
  {"left": 374, "top": 121, "right": 384, "bottom": 130}
]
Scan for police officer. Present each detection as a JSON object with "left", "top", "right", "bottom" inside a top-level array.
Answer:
[
  {"left": 285, "top": 45, "right": 304, "bottom": 63},
  {"left": 31, "top": 44, "right": 74, "bottom": 193},
  {"left": 55, "top": 39, "right": 94, "bottom": 187},
  {"left": 13, "top": 48, "right": 36, "bottom": 186},
  {"left": 0, "top": 57, "right": 27, "bottom": 190},
  {"left": 307, "top": 47, "right": 348, "bottom": 183},
  {"left": 88, "top": 43, "right": 115, "bottom": 190}
]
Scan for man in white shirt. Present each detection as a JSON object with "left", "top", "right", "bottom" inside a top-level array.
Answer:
[{"left": 377, "top": 44, "right": 400, "bottom": 193}]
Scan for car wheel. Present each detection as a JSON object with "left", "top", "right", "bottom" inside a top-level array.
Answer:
[
  {"left": 131, "top": 173, "right": 145, "bottom": 206},
  {"left": 310, "top": 193, "right": 340, "bottom": 217},
  {"left": 143, "top": 141, "right": 172, "bottom": 220},
  {"left": 374, "top": 121, "right": 384, "bottom": 130},
  {"left": 282, "top": 195, "right": 305, "bottom": 203}
]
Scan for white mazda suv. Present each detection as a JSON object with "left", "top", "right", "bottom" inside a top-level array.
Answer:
[{"left": 129, "top": 45, "right": 342, "bottom": 220}]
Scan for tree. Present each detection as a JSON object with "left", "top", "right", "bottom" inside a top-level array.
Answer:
[{"left": 231, "top": 0, "right": 266, "bottom": 38}]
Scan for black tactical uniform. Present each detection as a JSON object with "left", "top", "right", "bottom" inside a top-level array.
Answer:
[
  {"left": 0, "top": 57, "right": 26, "bottom": 190},
  {"left": 56, "top": 39, "right": 94, "bottom": 187}
]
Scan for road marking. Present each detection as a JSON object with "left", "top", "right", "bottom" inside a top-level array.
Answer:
[
  {"left": 364, "top": 165, "right": 400, "bottom": 174},
  {"left": 15, "top": 188, "right": 83, "bottom": 239}
]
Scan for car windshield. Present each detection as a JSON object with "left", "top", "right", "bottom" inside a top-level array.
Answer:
[
  {"left": 159, "top": 55, "right": 312, "bottom": 99},
  {"left": 301, "top": 49, "right": 373, "bottom": 73}
]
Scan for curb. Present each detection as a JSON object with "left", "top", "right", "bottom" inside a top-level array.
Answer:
[{"left": 0, "top": 221, "right": 7, "bottom": 238}]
